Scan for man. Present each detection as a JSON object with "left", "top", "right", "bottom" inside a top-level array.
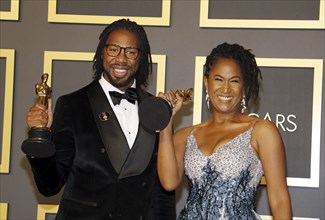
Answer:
[{"left": 25, "top": 19, "right": 176, "bottom": 220}]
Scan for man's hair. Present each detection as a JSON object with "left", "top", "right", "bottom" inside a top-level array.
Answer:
[
  {"left": 93, "top": 19, "right": 152, "bottom": 88},
  {"left": 204, "top": 42, "right": 262, "bottom": 104}
]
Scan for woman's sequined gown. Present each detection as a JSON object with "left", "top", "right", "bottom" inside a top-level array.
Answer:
[{"left": 179, "top": 128, "right": 263, "bottom": 220}]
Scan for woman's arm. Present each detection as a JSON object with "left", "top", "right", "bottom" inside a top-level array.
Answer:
[
  {"left": 158, "top": 121, "right": 189, "bottom": 191},
  {"left": 157, "top": 91, "right": 188, "bottom": 191},
  {"left": 254, "top": 120, "right": 292, "bottom": 219}
]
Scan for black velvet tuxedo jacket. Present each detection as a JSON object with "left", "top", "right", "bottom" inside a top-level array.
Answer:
[{"left": 27, "top": 80, "right": 176, "bottom": 220}]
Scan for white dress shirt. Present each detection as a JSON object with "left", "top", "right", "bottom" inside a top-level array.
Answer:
[{"left": 99, "top": 74, "right": 139, "bottom": 149}]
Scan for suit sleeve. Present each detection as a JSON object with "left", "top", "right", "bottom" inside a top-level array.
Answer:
[{"left": 27, "top": 96, "right": 75, "bottom": 196}]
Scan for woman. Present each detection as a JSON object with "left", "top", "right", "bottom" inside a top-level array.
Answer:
[{"left": 157, "top": 43, "right": 292, "bottom": 219}]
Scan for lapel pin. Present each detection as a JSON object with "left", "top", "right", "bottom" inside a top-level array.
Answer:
[{"left": 99, "top": 112, "right": 110, "bottom": 121}]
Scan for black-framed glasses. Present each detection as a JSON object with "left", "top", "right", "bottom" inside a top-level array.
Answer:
[{"left": 105, "top": 44, "right": 140, "bottom": 60}]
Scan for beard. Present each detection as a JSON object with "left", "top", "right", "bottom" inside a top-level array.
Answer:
[{"left": 103, "top": 70, "right": 136, "bottom": 89}]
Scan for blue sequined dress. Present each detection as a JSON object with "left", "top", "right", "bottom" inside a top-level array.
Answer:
[{"left": 179, "top": 127, "right": 263, "bottom": 220}]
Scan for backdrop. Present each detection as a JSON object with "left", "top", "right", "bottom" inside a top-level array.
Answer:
[{"left": 1, "top": 0, "right": 324, "bottom": 219}]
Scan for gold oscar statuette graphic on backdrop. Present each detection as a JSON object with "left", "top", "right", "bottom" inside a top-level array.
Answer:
[
  {"left": 138, "top": 88, "right": 193, "bottom": 131},
  {"left": 21, "top": 73, "right": 55, "bottom": 158}
]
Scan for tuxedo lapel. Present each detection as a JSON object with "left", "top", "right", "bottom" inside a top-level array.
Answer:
[
  {"left": 119, "top": 89, "right": 157, "bottom": 179},
  {"left": 87, "top": 81, "right": 157, "bottom": 178},
  {"left": 87, "top": 81, "right": 130, "bottom": 174}
]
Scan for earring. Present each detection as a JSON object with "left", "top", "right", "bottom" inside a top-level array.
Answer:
[
  {"left": 241, "top": 95, "right": 246, "bottom": 113},
  {"left": 206, "top": 91, "right": 210, "bottom": 109}
]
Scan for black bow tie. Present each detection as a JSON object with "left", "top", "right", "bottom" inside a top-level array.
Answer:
[{"left": 109, "top": 88, "right": 138, "bottom": 105}]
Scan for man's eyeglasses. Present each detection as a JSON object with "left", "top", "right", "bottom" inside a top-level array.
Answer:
[{"left": 105, "top": 44, "right": 140, "bottom": 60}]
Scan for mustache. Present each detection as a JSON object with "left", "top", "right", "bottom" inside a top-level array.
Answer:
[
  {"left": 110, "top": 61, "right": 130, "bottom": 68},
  {"left": 103, "top": 70, "right": 136, "bottom": 86}
]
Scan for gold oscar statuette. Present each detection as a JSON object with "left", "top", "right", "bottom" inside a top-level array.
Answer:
[
  {"left": 174, "top": 88, "right": 194, "bottom": 104},
  {"left": 21, "top": 73, "right": 55, "bottom": 158}
]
